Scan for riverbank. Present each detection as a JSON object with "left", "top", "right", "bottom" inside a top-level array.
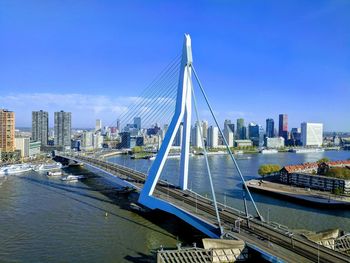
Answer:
[{"left": 246, "top": 179, "right": 350, "bottom": 208}]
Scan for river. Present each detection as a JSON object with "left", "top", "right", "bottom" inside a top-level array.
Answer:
[{"left": 0, "top": 150, "right": 349, "bottom": 262}]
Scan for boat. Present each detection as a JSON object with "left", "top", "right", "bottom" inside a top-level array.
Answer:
[
  {"left": 260, "top": 149, "right": 278, "bottom": 154},
  {"left": 0, "top": 164, "right": 33, "bottom": 175},
  {"left": 290, "top": 148, "right": 325, "bottom": 153},
  {"left": 60, "top": 175, "right": 85, "bottom": 182},
  {"left": 34, "top": 162, "right": 62, "bottom": 171},
  {"left": 47, "top": 171, "right": 63, "bottom": 176}
]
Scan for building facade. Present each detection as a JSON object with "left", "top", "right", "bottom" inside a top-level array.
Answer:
[
  {"left": 0, "top": 109, "right": 15, "bottom": 153},
  {"left": 32, "top": 110, "right": 49, "bottom": 146},
  {"left": 266, "top": 118, "right": 274, "bottom": 138},
  {"left": 15, "top": 137, "right": 30, "bottom": 158},
  {"left": 301, "top": 122, "right": 323, "bottom": 147},
  {"left": 207, "top": 126, "right": 218, "bottom": 148},
  {"left": 236, "top": 118, "right": 244, "bottom": 139},
  {"left": 278, "top": 114, "right": 288, "bottom": 141},
  {"left": 54, "top": 111, "right": 72, "bottom": 149},
  {"left": 265, "top": 137, "right": 285, "bottom": 148}
]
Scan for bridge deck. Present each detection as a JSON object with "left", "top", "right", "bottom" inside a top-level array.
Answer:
[{"left": 58, "top": 154, "right": 350, "bottom": 263}]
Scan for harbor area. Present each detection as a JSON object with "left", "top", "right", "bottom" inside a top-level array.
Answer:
[{"left": 247, "top": 179, "right": 350, "bottom": 207}]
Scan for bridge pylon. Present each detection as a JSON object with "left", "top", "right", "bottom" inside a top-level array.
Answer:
[{"left": 140, "top": 34, "right": 193, "bottom": 201}]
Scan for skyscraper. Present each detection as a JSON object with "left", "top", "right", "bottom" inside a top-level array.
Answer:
[
  {"left": 202, "top": 120, "right": 208, "bottom": 140},
  {"left": 301, "top": 122, "right": 323, "bottom": 147},
  {"left": 266, "top": 118, "right": 274, "bottom": 138},
  {"left": 191, "top": 121, "right": 203, "bottom": 148},
  {"left": 207, "top": 126, "right": 218, "bottom": 148},
  {"left": 223, "top": 120, "right": 234, "bottom": 147},
  {"left": 0, "top": 109, "right": 15, "bottom": 152},
  {"left": 32, "top": 110, "right": 49, "bottom": 146},
  {"left": 54, "top": 111, "right": 72, "bottom": 148},
  {"left": 248, "top": 123, "right": 264, "bottom": 147},
  {"left": 236, "top": 118, "right": 244, "bottom": 139},
  {"left": 279, "top": 114, "right": 288, "bottom": 140}
]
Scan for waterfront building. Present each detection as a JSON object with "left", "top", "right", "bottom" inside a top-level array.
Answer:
[
  {"left": 32, "top": 110, "right": 49, "bottom": 146},
  {"left": 207, "top": 126, "right": 218, "bottom": 148},
  {"left": 54, "top": 111, "right": 72, "bottom": 149},
  {"left": 241, "top": 126, "right": 247, "bottom": 140},
  {"left": 120, "top": 132, "right": 131, "bottom": 148},
  {"left": 236, "top": 118, "right": 244, "bottom": 139},
  {"left": 93, "top": 132, "right": 104, "bottom": 149},
  {"left": 0, "top": 109, "right": 15, "bottom": 153},
  {"left": 266, "top": 118, "right": 274, "bottom": 138},
  {"left": 174, "top": 123, "right": 183, "bottom": 146},
  {"left": 134, "top": 117, "right": 141, "bottom": 130},
  {"left": 265, "top": 137, "right": 285, "bottom": 149},
  {"left": 301, "top": 122, "right": 323, "bottom": 147},
  {"left": 202, "top": 120, "right": 208, "bottom": 140},
  {"left": 191, "top": 121, "right": 203, "bottom": 148},
  {"left": 234, "top": 139, "right": 253, "bottom": 147},
  {"left": 290, "top": 128, "right": 302, "bottom": 146},
  {"left": 95, "top": 119, "right": 102, "bottom": 132},
  {"left": 223, "top": 120, "right": 234, "bottom": 147},
  {"left": 15, "top": 137, "right": 30, "bottom": 158},
  {"left": 278, "top": 114, "right": 288, "bottom": 141},
  {"left": 248, "top": 123, "right": 264, "bottom": 147}
]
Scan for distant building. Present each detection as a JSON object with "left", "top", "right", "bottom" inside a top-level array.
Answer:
[
  {"left": 93, "top": 132, "right": 103, "bottom": 149},
  {"left": 32, "top": 110, "right": 49, "bottom": 146},
  {"left": 223, "top": 120, "right": 234, "bottom": 147},
  {"left": 120, "top": 132, "right": 131, "bottom": 148},
  {"left": 301, "top": 122, "right": 323, "bottom": 147},
  {"left": 54, "top": 111, "right": 72, "bottom": 149},
  {"left": 81, "top": 131, "right": 94, "bottom": 149},
  {"left": 95, "top": 119, "right": 102, "bottom": 132},
  {"left": 0, "top": 109, "right": 15, "bottom": 153},
  {"left": 235, "top": 140, "right": 253, "bottom": 147},
  {"left": 15, "top": 137, "right": 30, "bottom": 158},
  {"left": 266, "top": 118, "right": 274, "bottom": 138},
  {"left": 174, "top": 123, "right": 183, "bottom": 146},
  {"left": 241, "top": 126, "right": 247, "bottom": 140},
  {"left": 236, "top": 118, "right": 244, "bottom": 139},
  {"left": 134, "top": 117, "right": 141, "bottom": 130},
  {"left": 207, "top": 126, "right": 218, "bottom": 148},
  {"left": 191, "top": 121, "right": 203, "bottom": 148},
  {"left": 278, "top": 114, "right": 288, "bottom": 141},
  {"left": 290, "top": 128, "right": 302, "bottom": 146},
  {"left": 29, "top": 141, "right": 41, "bottom": 157},
  {"left": 248, "top": 123, "right": 264, "bottom": 147},
  {"left": 202, "top": 120, "right": 208, "bottom": 140},
  {"left": 265, "top": 137, "right": 285, "bottom": 148}
]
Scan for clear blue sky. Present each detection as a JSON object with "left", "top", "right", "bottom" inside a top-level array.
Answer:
[{"left": 0, "top": 0, "right": 349, "bottom": 131}]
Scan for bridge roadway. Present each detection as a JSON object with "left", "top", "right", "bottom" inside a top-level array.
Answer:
[{"left": 59, "top": 154, "right": 349, "bottom": 263}]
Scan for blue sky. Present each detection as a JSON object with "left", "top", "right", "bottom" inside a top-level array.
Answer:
[{"left": 0, "top": 0, "right": 349, "bottom": 131}]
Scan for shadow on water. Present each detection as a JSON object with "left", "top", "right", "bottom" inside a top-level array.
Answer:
[{"left": 19, "top": 175, "right": 205, "bottom": 257}]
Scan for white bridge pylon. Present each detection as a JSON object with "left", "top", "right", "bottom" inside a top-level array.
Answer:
[{"left": 140, "top": 34, "right": 193, "bottom": 200}]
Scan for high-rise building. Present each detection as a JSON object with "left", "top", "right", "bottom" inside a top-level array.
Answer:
[
  {"left": 290, "top": 128, "right": 302, "bottom": 146},
  {"left": 236, "top": 118, "right": 244, "bottom": 139},
  {"left": 248, "top": 123, "right": 264, "bottom": 147},
  {"left": 0, "top": 109, "right": 15, "bottom": 152},
  {"left": 116, "top": 119, "right": 121, "bottom": 131},
  {"left": 301, "top": 122, "right": 323, "bottom": 147},
  {"left": 32, "top": 110, "right": 48, "bottom": 146},
  {"left": 15, "top": 137, "right": 30, "bottom": 157},
  {"left": 279, "top": 114, "right": 288, "bottom": 140},
  {"left": 207, "top": 126, "right": 218, "bottom": 148},
  {"left": 191, "top": 121, "right": 203, "bottom": 148},
  {"left": 202, "top": 120, "right": 208, "bottom": 140},
  {"left": 54, "top": 111, "right": 72, "bottom": 148},
  {"left": 134, "top": 117, "right": 141, "bottom": 130},
  {"left": 95, "top": 119, "right": 102, "bottom": 132},
  {"left": 223, "top": 120, "right": 234, "bottom": 147},
  {"left": 174, "top": 123, "right": 183, "bottom": 146},
  {"left": 265, "top": 118, "right": 274, "bottom": 138}
]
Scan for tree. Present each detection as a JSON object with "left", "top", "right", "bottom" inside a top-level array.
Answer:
[
  {"left": 132, "top": 146, "right": 143, "bottom": 153},
  {"left": 258, "top": 164, "right": 281, "bottom": 180},
  {"left": 317, "top": 157, "right": 330, "bottom": 164}
]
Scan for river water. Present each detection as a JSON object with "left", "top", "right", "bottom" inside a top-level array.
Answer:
[{"left": 0, "top": 150, "right": 349, "bottom": 262}]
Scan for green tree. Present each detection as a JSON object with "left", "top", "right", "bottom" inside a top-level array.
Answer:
[
  {"left": 258, "top": 164, "right": 281, "bottom": 180},
  {"left": 132, "top": 146, "right": 143, "bottom": 153},
  {"left": 317, "top": 157, "right": 330, "bottom": 163}
]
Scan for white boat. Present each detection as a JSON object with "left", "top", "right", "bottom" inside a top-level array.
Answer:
[
  {"left": 61, "top": 175, "right": 85, "bottom": 182},
  {"left": 0, "top": 164, "right": 33, "bottom": 175},
  {"left": 47, "top": 171, "right": 63, "bottom": 176},
  {"left": 34, "top": 162, "right": 62, "bottom": 171},
  {"left": 290, "top": 148, "right": 325, "bottom": 153},
  {"left": 260, "top": 149, "right": 278, "bottom": 154}
]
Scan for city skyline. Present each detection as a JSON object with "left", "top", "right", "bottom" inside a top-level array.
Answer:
[{"left": 1, "top": 1, "right": 349, "bottom": 131}]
